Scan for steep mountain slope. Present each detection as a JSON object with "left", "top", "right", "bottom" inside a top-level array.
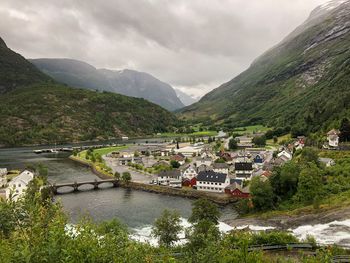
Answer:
[
  {"left": 181, "top": 0, "right": 350, "bottom": 134},
  {"left": 175, "top": 89, "right": 199, "bottom": 106},
  {"left": 0, "top": 39, "right": 176, "bottom": 146},
  {"left": 0, "top": 37, "right": 51, "bottom": 94},
  {"left": 30, "top": 58, "right": 184, "bottom": 111}
]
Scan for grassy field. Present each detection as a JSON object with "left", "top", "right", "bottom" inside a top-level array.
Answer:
[
  {"left": 232, "top": 125, "right": 270, "bottom": 135},
  {"left": 156, "top": 130, "right": 217, "bottom": 137},
  {"left": 266, "top": 134, "right": 292, "bottom": 146}
]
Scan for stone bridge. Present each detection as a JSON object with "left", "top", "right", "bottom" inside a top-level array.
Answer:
[{"left": 49, "top": 179, "right": 119, "bottom": 194}]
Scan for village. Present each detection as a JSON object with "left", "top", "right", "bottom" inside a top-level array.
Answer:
[{"left": 0, "top": 128, "right": 341, "bottom": 201}]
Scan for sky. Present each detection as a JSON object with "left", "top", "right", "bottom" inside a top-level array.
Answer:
[{"left": 0, "top": 0, "right": 330, "bottom": 98}]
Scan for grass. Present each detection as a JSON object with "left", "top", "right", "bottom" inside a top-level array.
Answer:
[
  {"left": 156, "top": 130, "right": 217, "bottom": 137},
  {"left": 74, "top": 146, "right": 128, "bottom": 178},
  {"left": 267, "top": 134, "right": 292, "bottom": 146},
  {"left": 232, "top": 125, "right": 269, "bottom": 135}
]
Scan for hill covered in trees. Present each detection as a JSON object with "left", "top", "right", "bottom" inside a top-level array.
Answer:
[
  {"left": 0, "top": 37, "right": 177, "bottom": 146},
  {"left": 181, "top": 1, "right": 350, "bottom": 135}
]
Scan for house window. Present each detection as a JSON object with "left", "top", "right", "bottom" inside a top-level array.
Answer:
[{"left": 18, "top": 184, "right": 21, "bottom": 188}]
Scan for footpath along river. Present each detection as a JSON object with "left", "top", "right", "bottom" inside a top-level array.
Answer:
[{"left": 1, "top": 144, "right": 350, "bottom": 246}]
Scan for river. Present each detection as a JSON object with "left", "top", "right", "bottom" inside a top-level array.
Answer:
[
  {"left": 2, "top": 145, "right": 350, "bottom": 247},
  {"left": 0, "top": 145, "right": 236, "bottom": 237}
]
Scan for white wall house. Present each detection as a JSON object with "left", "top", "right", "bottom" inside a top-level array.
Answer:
[
  {"left": 0, "top": 168, "right": 7, "bottom": 188},
  {"left": 327, "top": 129, "right": 340, "bottom": 148},
  {"left": 212, "top": 163, "right": 229, "bottom": 175},
  {"left": 182, "top": 166, "right": 198, "bottom": 180},
  {"left": 277, "top": 150, "right": 293, "bottom": 161},
  {"left": 195, "top": 157, "right": 213, "bottom": 167},
  {"left": 234, "top": 161, "right": 253, "bottom": 180},
  {"left": 174, "top": 146, "right": 202, "bottom": 157},
  {"left": 157, "top": 170, "right": 182, "bottom": 188},
  {"left": 5, "top": 170, "right": 34, "bottom": 201},
  {"left": 196, "top": 171, "right": 230, "bottom": 193}
]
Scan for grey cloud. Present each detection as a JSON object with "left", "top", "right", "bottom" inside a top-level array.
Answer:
[{"left": 0, "top": 0, "right": 329, "bottom": 96}]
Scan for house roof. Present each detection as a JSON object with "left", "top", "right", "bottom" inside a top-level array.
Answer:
[
  {"left": 225, "top": 183, "right": 250, "bottom": 193},
  {"left": 327, "top": 129, "right": 340, "bottom": 135},
  {"left": 213, "top": 163, "right": 229, "bottom": 169},
  {"left": 197, "top": 171, "right": 227, "bottom": 183},
  {"left": 234, "top": 162, "right": 253, "bottom": 171},
  {"left": 158, "top": 170, "right": 181, "bottom": 178},
  {"left": 10, "top": 170, "right": 34, "bottom": 185}
]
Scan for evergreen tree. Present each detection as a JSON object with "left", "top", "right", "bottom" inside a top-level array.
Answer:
[{"left": 340, "top": 118, "right": 350, "bottom": 142}]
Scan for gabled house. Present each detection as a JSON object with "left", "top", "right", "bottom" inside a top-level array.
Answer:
[
  {"left": 234, "top": 161, "right": 253, "bottom": 180},
  {"left": 319, "top": 157, "right": 335, "bottom": 167},
  {"left": 253, "top": 154, "right": 264, "bottom": 164},
  {"left": 219, "top": 151, "right": 233, "bottom": 162},
  {"left": 327, "top": 129, "right": 340, "bottom": 148},
  {"left": 196, "top": 171, "right": 230, "bottom": 193},
  {"left": 5, "top": 170, "right": 34, "bottom": 201},
  {"left": 277, "top": 149, "right": 293, "bottom": 162},
  {"left": 196, "top": 164, "right": 213, "bottom": 173},
  {"left": 195, "top": 157, "right": 213, "bottom": 167},
  {"left": 225, "top": 183, "right": 250, "bottom": 198},
  {"left": 213, "top": 163, "right": 229, "bottom": 174},
  {"left": 157, "top": 170, "right": 182, "bottom": 188},
  {"left": 182, "top": 165, "right": 198, "bottom": 180},
  {"left": 170, "top": 153, "right": 186, "bottom": 165}
]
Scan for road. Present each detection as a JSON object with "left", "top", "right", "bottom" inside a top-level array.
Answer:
[{"left": 104, "top": 156, "right": 157, "bottom": 183}]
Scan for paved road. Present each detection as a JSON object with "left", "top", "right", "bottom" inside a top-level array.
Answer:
[{"left": 104, "top": 157, "right": 157, "bottom": 183}]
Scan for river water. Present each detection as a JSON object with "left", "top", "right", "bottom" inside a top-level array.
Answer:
[
  {"left": 0, "top": 145, "right": 236, "bottom": 233},
  {"left": 2, "top": 145, "right": 350, "bottom": 247}
]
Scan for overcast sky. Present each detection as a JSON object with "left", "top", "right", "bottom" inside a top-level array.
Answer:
[{"left": 0, "top": 0, "right": 329, "bottom": 98}]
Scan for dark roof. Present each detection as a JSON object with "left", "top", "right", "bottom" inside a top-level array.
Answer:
[
  {"left": 158, "top": 170, "right": 181, "bottom": 178},
  {"left": 235, "top": 162, "right": 253, "bottom": 171},
  {"left": 230, "top": 178, "right": 243, "bottom": 185},
  {"left": 197, "top": 171, "right": 227, "bottom": 183},
  {"left": 213, "top": 163, "right": 229, "bottom": 169}
]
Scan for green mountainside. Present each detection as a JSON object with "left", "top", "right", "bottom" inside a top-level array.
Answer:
[
  {"left": 30, "top": 58, "right": 185, "bottom": 111},
  {"left": 181, "top": 1, "right": 350, "bottom": 134},
  {"left": 0, "top": 38, "right": 176, "bottom": 146}
]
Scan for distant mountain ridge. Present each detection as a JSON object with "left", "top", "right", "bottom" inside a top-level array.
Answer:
[
  {"left": 175, "top": 89, "right": 199, "bottom": 106},
  {"left": 30, "top": 58, "right": 184, "bottom": 111},
  {"left": 181, "top": 0, "right": 350, "bottom": 134},
  {"left": 0, "top": 38, "right": 176, "bottom": 146}
]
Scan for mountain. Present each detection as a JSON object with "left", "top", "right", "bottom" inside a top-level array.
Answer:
[
  {"left": 0, "top": 38, "right": 176, "bottom": 146},
  {"left": 181, "top": 0, "right": 350, "bottom": 134},
  {"left": 175, "top": 89, "right": 199, "bottom": 106},
  {"left": 30, "top": 58, "right": 184, "bottom": 111}
]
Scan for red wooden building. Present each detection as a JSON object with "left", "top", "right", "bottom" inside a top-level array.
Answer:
[
  {"left": 182, "top": 177, "right": 197, "bottom": 187},
  {"left": 225, "top": 183, "right": 250, "bottom": 198}
]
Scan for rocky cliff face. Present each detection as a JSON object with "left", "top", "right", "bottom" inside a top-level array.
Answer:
[
  {"left": 181, "top": 0, "right": 350, "bottom": 133},
  {"left": 30, "top": 58, "right": 184, "bottom": 111}
]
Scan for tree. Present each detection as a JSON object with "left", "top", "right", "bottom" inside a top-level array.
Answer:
[
  {"left": 214, "top": 158, "right": 225, "bottom": 163},
  {"left": 340, "top": 118, "right": 350, "bottom": 142},
  {"left": 273, "top": 136, "right": 278, "bottom": 144},
  {"left": 270, "top": 162, "right": 300, "bottom": 201},
  {"left": 189, "top": 199, "right": 220, "bottom": 225},
  {"left": 114, "top": 171, "right": 121, "bottom": 180},
  {"left": 295, "top": 163, "right": 323, "bottom": 204},
  {"left": 250, "top": 177, "right": 275, "bottom": 211},
  {"left": 176, "top": 141, "right": 179, "bottom": 149},
  {"left": 90, "top": 154, "right": 96, "bottom": 163},
  {"left": 152, "top": 209, "right": 182, "bottom": 247},
  {"left": 228, "top": 138, "right": 238, "bottom": 150},
  {"left": 170, "top": 160, "right": 180, "bottom": 168},
  {"left": 121, "top": 172, "right": 131, "bottom": 183},
  {"left": 252, "top": 135, "right": 266, "bottom": 146},
  {"left": 299, "top": 147, "right": 319, "bottom": 166}
]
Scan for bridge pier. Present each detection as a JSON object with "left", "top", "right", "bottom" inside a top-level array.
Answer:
[
  {"left": 94, "top": 179, "right": 98, "bottom": 190},
  {"left": 73, "top": 181, "right": 78, "bottom": 192}
]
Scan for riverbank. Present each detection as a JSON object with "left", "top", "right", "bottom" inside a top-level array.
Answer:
[{"left": 69, "top": 155, "right": 237, "bottom": 204}]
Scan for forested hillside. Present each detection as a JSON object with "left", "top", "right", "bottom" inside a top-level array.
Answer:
[
  {"left": 0, "top": 38, "right": 176, "bottom": 146},
  {"left": 181, "top": 1, "right": 350, "bottom": 135}
]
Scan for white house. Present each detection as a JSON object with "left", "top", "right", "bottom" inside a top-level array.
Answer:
[
  {"left": 319, "top": 157, "right": 335, "bottom": 167},
  {"left": 157, "top": 170, "right": 182, "bottom": 188},
  {"left": 277, "top": 149, "right": 293, "bottom": 162},
  {"left": 0, "top": 168, "right": 7, "bottom": 188},
  {"left": 234, "top": 161, "right": 254, "bottom": 180},
  {"left": 5, "top": 170, "right": 34, "bottom": 201},
  {"left": 196, "top": 171, "right": 230, "bottom": 193},
  {"left": 174, "top": 146, "right": 202, "bottom": 157},
  {"left": 182, "top": 166, "right": 198, "bottom": 180},
  {"left": 327, "top": 129, "right": 340, "bottom": 148},
  {"left": 195, "top": 157, "right": 213, "bottom": 167},
  {"left": 212, "top": 163, "right": 229, "bottom": 175}
]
